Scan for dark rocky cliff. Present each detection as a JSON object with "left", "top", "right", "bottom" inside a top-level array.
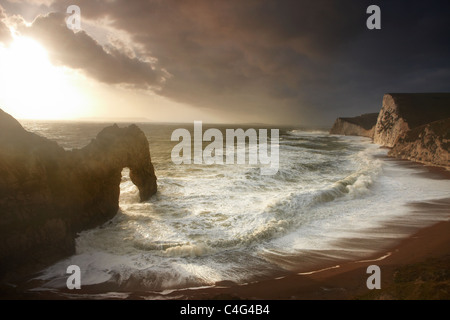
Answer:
[
  {"left": 330, "top": 93, "right": 450, "bottom": 169},
  {"left": 329, "top": 113, "right": 378, "bottom": 138},
  {"left": 0, "top": 109, "right": 157, "bottom": 279}
]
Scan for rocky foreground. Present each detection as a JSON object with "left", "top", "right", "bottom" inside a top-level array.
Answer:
[
  {"left": 0, "top": 109, "right": 157, "bottom": 280},
  {"left": 330, "top": 93, "right": 450, "bottom": 169}
]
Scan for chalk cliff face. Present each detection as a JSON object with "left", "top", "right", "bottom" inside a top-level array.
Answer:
[
  {"left": 329, "top": 93, "right": 450, "bottom": 169},
  {"left": 0, "top": 109, "right": 157, "bottom": 278},
  {"left": 329, "top": 113, "right": 378, "bottom": 138},
  {"left": 373, "top": 93, "right": 450, "bottom": 147},
  {"left": 389, "top": 118, "right": 450, "bottom": 168}
]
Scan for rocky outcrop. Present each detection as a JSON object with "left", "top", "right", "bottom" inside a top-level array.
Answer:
[
  {"left": 329, "top": 113, "right": 378, "bottom": 138},
  {"left": 329, "top": 93, "right": 450, "bottom": 169},
  {"left": 373, "top": 93, "right": 450, "bottom": 147},
  {"left": 0, "top": 109, "right": 157, "bottom": 278},
  {"left": 388, "top": 118, "right": 450, "bottom": 168}
]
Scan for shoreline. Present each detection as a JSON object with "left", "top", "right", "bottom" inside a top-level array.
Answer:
[
  {"left": 159, "top": 160, "right": 450, "bottom": 300},
  {"left": 176, "top": 216, "right": 450, "bottom": 300},
  {"left": 2, "top": 160, "right": 449, "bottom": 300},
  {"left": 6, "top": 206, "right": 449, "bottom": 300}
]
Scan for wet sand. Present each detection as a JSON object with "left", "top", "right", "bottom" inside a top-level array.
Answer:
[
  {"left": 161, "top": 162, "right": 450, "bottom": 300},
  {"left": 175, "top": 214, "right": 450, "bottom": 300},
  {"left": 7, "top": 201, "right": 449, "bottom": 300}
]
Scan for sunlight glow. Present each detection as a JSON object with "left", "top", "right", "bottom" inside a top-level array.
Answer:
[
  {"left": 0, "top": 34, "right": 226, "bottom": 123},
  {"left": 0, "top": 35, "right": 88, "bottom": 119}
]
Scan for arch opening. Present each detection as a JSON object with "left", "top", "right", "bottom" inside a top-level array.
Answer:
[{"left": 119, "top": 167, "right": 140, "bottom": 205}]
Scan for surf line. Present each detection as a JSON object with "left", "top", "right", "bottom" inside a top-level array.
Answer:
[
  {"left": 353, "top": 252, "right": 392, "bottom": 264},
  {"left": 297, "top": 264, "right": 341, "bottom": 276}
]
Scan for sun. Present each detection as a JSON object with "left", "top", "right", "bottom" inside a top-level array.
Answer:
[{"left": 0, "top": 35, "right": 87, "bottom": 120}]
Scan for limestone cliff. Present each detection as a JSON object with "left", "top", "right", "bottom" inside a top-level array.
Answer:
[
  {"left": 0, "top": 109, "right": 157, "bottom": 278},
  {"left": 329, "top": 93, "right": 450, "bottom": 169},
  {"left": 373, "top": 93, "right": 450, "bottom": 147},
  {"left": 388, "top": 118, "right": 450, "bottom": 168},
  {"left": 329, "top": 113, "right": 378, "bottom": 138}
]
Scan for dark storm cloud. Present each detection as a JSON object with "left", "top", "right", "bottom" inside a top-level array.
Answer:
[
  {"left": 52, "top": 0, "right": 450, "bottom": 125},
  {"left": 46, "top": 0, "right": 368, "bottom": 123},
  {"left": 7, "top": 0, "right": 450, "bottom": 125},
  {"left": 324, "top": 1, "right": 450, "bottom": 117},
  {"left": 20, "top": 12, "right": 163, "bottom": 88}
]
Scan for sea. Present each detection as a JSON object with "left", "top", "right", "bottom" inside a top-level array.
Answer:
[{"left": 19, "top": 120, "right": 450, "bottom": 298}]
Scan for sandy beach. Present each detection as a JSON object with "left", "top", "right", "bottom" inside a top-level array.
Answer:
[
  {"left": 161, "top": 163, "right": 450, "bottom": 300},
  {"left": 178, "top": 214, "right": 450, "bottom": 300}
]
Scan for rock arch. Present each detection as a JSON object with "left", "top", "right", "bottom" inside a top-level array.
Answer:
[{"left": 0, "top": 109, "right": 157, "bottom": 278}]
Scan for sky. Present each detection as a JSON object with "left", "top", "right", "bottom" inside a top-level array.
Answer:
[{"left": 0, "top": 0, "right": 449, "bottom": 126}]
